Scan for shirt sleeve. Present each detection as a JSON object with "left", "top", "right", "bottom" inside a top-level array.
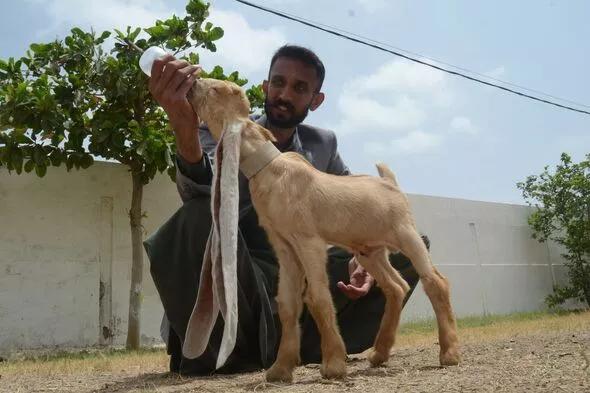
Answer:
[
  {"left": 174, "top": 126, "right": 217, "bottom": 202},
  {"left": 326, "top": 132, "right": 351, "bottom": 176},
  {"left": 175, "top": 154, "right": 213, "bottom": 202}
]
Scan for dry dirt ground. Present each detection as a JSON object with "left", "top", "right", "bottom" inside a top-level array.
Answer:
[{"left": 2, "top": 312, "right": 589, "bottom": 393}]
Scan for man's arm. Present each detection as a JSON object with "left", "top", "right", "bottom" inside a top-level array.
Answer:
[
  {"left": 148, "top": 55, "right": 214, "bottom": 202},
  {"left": 174, "top": 128, "right": 218, "bottom": 202}
]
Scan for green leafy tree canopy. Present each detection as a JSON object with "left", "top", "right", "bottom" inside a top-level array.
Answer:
[{"left": 517, "top": 153, "right": 590, "bottom": 308}]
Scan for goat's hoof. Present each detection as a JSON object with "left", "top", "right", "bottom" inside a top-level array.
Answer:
[
  {"left": 367, "top": 348, "right": 389, "bottom": 367},
  {"left": 266, "top": 364, "right": 294, "bottom": 383},
  {"left": 440, "top": 347, "right": 461, "bottom": 366},
  {"left": 320, "top": 359, "right": 347, "bottom": 379}
]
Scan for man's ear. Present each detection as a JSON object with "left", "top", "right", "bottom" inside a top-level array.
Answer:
[
  {"left": 309, "top": 92, "right": 325, "bottom": 111},
  {"left": 262, "top": 80, "right": 269, "bottom": 95}
]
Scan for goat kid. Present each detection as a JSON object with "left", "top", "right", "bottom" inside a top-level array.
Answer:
[{"left": 188, "top": 78, "right": 461, "bottom": 382}]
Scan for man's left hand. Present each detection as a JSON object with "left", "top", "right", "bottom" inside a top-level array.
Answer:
[{"left": 337, "top": 256, "right": 375, "bottom": 300}]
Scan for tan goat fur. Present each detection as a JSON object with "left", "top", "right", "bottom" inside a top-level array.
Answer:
[{"left": 189, "top": 78, "right": 461, "bottom": 382}]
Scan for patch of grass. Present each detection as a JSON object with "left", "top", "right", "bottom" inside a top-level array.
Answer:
[
  {"left": 0, "top": 347, "right": 168, "bottom": 377},
  {"left": 396, "top": 308, "right": 590, "bottom": 348},
  {"left": 399, "top": 309, "right": 583, "bottom": 335},
  {"left": 12, "top": 346, "right": 165, "bottom": 363}
]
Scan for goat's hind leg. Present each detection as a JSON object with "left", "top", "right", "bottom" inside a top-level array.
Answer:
[
  {"left": 265, "top": 232, "right": 305, "bottom": 383},
  {"left": 397, "top": 228, "right": 461, "bottom": 366},
  {"left": 356, "top": 247, "right": 409, "bottom": 367}
]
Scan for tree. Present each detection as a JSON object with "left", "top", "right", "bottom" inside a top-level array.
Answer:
[
  {"left": 0, "top": 0, "right": 263, "bottom": 349},
  {"left": 517, "top": 153, "right": 590, "bottom": 308}
]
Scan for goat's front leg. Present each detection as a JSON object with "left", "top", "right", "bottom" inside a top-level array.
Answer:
[
  {"left": 265, "top": 232, "right": 305, "bottom": 383},
  {"left": 293, "top": 237, "right": 347, "bottom": 379}
]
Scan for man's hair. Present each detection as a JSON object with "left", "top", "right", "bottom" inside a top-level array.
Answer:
[{"left": 269, "top": 45, "right": 325, "bottom": 91}]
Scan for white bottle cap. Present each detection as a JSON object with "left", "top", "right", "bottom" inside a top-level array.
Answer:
[{"left": 139, "top": 46, "right": 167, "bottom": 76}]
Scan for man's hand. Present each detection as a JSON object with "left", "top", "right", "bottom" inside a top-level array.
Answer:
[
  {"left": 148, "top": 54, "right": 203, "bottom": 163},
  {"left": 337, "top": 256, "right": 375, "bottom": 300}
]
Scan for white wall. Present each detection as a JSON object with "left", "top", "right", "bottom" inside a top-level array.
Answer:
[{"left": 0, "top": 162, "right": 572, "bottom": 355}]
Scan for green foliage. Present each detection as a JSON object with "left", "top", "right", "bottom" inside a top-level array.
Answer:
[
  {"left": 517, "top": 153, "right": 590, "bottom": 308},
  {"left": 0, "top": 0, "right": 262, "bottom": 184}
]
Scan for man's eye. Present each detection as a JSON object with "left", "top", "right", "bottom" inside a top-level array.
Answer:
[
  {"left": 295, "top": 84, "right": 308, "bottom": 93},
  {"left": 271, "top": 80, "right": 284, "bottom": 87}
]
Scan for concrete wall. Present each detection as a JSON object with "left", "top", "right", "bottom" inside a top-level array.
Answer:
[{"left": 0, "top": 162, "right": 571, "bottom": 355}]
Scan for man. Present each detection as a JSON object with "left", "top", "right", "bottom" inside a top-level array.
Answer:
[{"left": 145, "top": 45, "right": 425, "bottom": 375}]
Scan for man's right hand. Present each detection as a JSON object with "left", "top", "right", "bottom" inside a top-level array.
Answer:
[{"left": 148, "top": 54, "right": 203, "bottom": 163}]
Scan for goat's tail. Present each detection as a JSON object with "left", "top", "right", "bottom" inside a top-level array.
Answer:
[{"left": 376, "top": 163, "right": 399, "bottom": 187}]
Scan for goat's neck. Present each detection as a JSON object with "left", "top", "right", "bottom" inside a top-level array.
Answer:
[
  {"left": 238, "top": 124, "right": 268, "bottom": 165},
  {"left": 204, "top": 117, "right": 225, "bottom": 140}
]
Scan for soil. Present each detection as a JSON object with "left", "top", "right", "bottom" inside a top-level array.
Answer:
[{"left": 2, "top": 328, "right": 589, "bottom": 393}]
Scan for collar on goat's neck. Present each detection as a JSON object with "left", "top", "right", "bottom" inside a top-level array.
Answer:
[
  {"left": 240, "top": 141, "right": 280, "bottom": 179},
  {"left": 219, "top": 119, "right": 281, "bottom": 180}
]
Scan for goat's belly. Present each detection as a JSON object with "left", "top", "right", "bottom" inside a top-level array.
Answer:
[{"left": 320, "top": 223, "right": 391, "bottom": 247}]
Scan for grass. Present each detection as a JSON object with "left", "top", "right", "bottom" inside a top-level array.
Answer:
[
  {"left": 0, "top": 347, "right": 168, "bottom": 377},
  {"left": 399, "top": 308, "right": 585, "bottom": 335},
  {"left": 396, "top": 308, "right": 590, "bottom": 348},
  {"left": 1, "top": 309, "right": 588, "bottom": 378}
]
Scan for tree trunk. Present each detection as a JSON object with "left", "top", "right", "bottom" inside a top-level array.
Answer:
[{"left": 126, "top": 171, "right": 144, "bottom": 349}]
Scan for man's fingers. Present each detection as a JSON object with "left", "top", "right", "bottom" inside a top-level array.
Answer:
[
  {"left": 153, "top": 59, "right": 191, "bottom": 97},
  {"left": 171, "top": 65, "right": 201, "bottom": 92},
  {"left": 148, "top": 54, "right": 175, "bottom": 92},
  {"left": 177, "top": 73, "right": 197, "bottom": 99},
  {"left": 337, "top": 281, "right": 368, "bottom": 300}
]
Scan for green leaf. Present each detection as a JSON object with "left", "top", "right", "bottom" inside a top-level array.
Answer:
[
  {"left": 32, "top": 145, "right": 45, "bottom": 165},
  {"left": 114, "top": 28, "right": 125, "bottom": 39},
  {"left": 80, "top": 154, "right": 94, "bottom": 169},
  {"left": 208, "top": 27, "right": 224, "bottom": 41},
  {"left": 24, "top": 159, "right": 35, "bottom": 173},
  {"left": 71, "top": 27, "right": 85, "bottom": 37},
  {"left": 65, "top": 155, "right": 75, "bottom": 171},
  {"left": 11, "top": 148, "right": 23, "bottom": 173},
  {"left": 129, "top": 27, "right": 142, "bottom": 41},
  {"left": 35, "top": 163, "right": 47, "bottom": 177},
  {"left": 145, "top": 24, "right": 170, "bottom": 38},
  {"left": 49, "top": 150, "right": 63, "bottom": 166}
]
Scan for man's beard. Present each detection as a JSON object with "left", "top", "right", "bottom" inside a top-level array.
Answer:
[{"left": 264, "top": 98, "right": 311, "bottom": 129}]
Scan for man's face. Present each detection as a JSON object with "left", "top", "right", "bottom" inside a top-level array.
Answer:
[{"left": 263, "top": 57, "right": 325, "bottom": 129}]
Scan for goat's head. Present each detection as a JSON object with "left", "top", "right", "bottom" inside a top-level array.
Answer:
[{"left": 189, "top": 78, "right": 250, "bottom": 140}]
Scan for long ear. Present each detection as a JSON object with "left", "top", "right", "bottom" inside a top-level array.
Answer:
[{"left": 214, "top": 118, "right": 242, "bottom": 369}]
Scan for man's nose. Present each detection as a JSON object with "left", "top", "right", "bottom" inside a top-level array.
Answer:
[{"left": 277, "top": 87, "right": 294, "bottom": 103}]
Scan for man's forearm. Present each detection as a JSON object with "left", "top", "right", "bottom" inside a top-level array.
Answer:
[{"left": 174, "top": 125, "right": 203, "bottom": 163}]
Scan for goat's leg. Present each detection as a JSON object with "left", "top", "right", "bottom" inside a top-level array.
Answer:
[
  {"left": 265, "top": 233, "right": 305, "bottom": 383},
  {"left": 292, "top": 237, "right": 347, "bottom": 379},
  {"left": 356, "top": 248, "right": 409, "bottom": 367},
  {"left": 397, "top": 228, "right": 461, "bottom": 366}
]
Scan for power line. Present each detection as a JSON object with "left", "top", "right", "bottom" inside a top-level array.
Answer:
[
  {"left": 234, "top": 0, "right": 590, "bottom": 116},
  {"left": 259, "top": 6, "right": 590, "bottom": 110}
]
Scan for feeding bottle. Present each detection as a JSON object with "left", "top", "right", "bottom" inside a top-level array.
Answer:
[{"left": 139, "top": 46, "right": 167, "bottom": 77}]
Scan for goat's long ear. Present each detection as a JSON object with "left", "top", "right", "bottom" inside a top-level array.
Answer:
[{"left": 214, "top": 118, "right": 242, "bottom": 369}]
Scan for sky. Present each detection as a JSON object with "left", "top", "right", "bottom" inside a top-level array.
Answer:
[{"left": 1, "top": 0, "right": 588, "bottom": 204}]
